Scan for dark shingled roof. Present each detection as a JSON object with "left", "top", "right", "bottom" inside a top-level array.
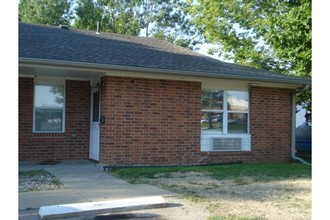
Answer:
[{"left": 19, "top": 22, "right": 310, "bottom": 85}]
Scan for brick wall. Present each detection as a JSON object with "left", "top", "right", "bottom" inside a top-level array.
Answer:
[
  {"left": 19, "top": 76, "right": 294, "bottom": 165},
  {"left": 99, "top": 76, "right": 201, "bottom": 166},
  {"left": 248, "top": 86, "right": 293, "bottom": 163},
  {"left": 19, "top": 77, "right": 91, "bottom": 162},
  {"left": 99, "top": 78, "right": 293, "bottom": 166},
  {"left": 198, "top": 87, "right": 293, "bottom": 164}
]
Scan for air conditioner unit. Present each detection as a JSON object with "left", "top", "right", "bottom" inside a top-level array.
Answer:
[
  {"left": 211, "top": 137, "right": 250, "bottom": 151},
  {"left": 201, "top": 135, "right": 251, "bottom": 152},
  {"left": 211, "top": 137, "right": 242, "bottom": 151}
]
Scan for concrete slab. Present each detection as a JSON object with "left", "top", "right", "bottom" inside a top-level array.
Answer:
[
  {"left": 19, "top": 189, "right": 89, "bottom": 210},
  {"left": 19, "top": 160, "right": 175, "bottom": 211},
  {"left": 39, "top": 196, "right": 166, "bottom": 220}
]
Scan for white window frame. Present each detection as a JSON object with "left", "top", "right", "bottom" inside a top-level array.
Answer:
[
  {"left": 201, "top": 89, "right": 251, "bottom": 152},
  {"left": 201, "top": 89, "right": 224, "bottom": 135},
  {"left": 33, "top": 77, "right": 66, "bottom": 133},
  {"left": 225, "top": 90, "right": 250, "bottom": 134}
]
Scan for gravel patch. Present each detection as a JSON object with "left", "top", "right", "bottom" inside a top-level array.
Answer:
[{"left": 19, "top": 169, "right": 65, "bottom": 192}]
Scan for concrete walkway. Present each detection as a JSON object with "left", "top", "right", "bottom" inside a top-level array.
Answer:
[{"left": 19, "top": 160, "right": 175, "bottom": 211}]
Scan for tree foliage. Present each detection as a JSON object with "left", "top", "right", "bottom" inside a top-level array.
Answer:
[
  {"left": 74, "top": 0, "right": 102, "bottom": 30},
  {"left": 188, "top": 0, "right": 311, "bottom": 110},
  {"left": 18, "top": 0, "right": 201, "bottom": 48},
  {"left": 19, "top": 0, "right": 73, "bottom": 25},
  {"left": 73, "top": 0, "right": 201, "bottom": 48},
  {"left": 139, "top": 0, "right": 201, "bottom": 49},
  {"left": 96, "top": 0, "right": 141, "bottom": 35}
]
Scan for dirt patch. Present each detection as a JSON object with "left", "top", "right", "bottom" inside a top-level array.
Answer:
[
  {"left": 138, "top": 171, "right": 311, "bottom": 220},
  {"left": 18, "top": 170, "right": 311, "bottom": 220}
]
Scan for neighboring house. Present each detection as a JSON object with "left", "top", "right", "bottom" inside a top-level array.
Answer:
[{"left": 19, "top": 22, "right": 311, "bottom": 166}]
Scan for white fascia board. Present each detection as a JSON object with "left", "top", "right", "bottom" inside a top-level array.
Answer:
[{"left": 19, "top": 57, "right": 310, "bottom": 89}]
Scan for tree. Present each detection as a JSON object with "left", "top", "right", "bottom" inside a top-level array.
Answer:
[
  {"left": 74, "top": 0, "right": 102, "bottom": 30},
  {"left": 74, "top": 0, "right": 141, "bottom": 35},
  {"left": 73, "top": 0, "right": 201, "bottom": 48},
  {"left": 140, "top": 0, "right": 201, "bottom": 49},
  {"left": 19, "top": 0, "right": 73, "bottom": 25},
  {"left": 95, "top": 0, "right": 141, "bottom": 35},
  {"left": 188, "top": 0, "right": 311, "bottom": 110}
]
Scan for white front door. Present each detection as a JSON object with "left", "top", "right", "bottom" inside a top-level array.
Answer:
[{"left": 89, "top": 88, "right": 100, "bottom": 161}]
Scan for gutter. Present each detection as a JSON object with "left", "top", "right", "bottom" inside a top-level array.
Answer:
[{"left": 291, "top": 85, "right": 310, "bottom": 164}]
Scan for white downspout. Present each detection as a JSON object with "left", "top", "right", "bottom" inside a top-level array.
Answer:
[{"left": 291, "top": 85, "right": 310, "bottom": 164}]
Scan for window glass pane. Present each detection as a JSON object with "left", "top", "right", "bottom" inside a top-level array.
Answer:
[
  {"left": 201, "top": 111, "right": 223, "bottom": 132},
  {"left": 92, "top": 92, "right": 100, "bottom": 122},
  {"left": 35, "top": 109, "right": 63, "bottom": 132},
  {"left": 228, "top": 113, "right": 248, "bottom": 133},
  {"left": 35, "top": 85, "right": 64, "bottom": 108},
  {"left": 227, "top": 91, "right": 248, "bottom": 111},
  {"left": 201, "top": 90, "right": 223, "bottom": 110}
]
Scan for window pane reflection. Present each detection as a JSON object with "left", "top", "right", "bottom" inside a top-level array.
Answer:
[
  {"left": 201, "top": 112, "right": 223, "bottom": 132},
  {"left": 201, "top": 90, "right": 223, "bottom": 110},
  {"left": 228, "top": 113, "right": 247, "bottom": 133},
  {"left": 35, "top": 109, "right": 63, "bottom": 132},
  {"left": 34, "top": 85, "right": 65, "bottom": 132},
  {"left": 35, "top": 85, "right": 64, "bottom": 108},
  {"left": 227, "top": 91, "right": 248, "bottom": 111}
]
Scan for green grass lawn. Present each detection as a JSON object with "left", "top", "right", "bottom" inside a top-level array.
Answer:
[
  {"left": 19, "top": 169, "right": 49, "bottom": 177},
  {"left": 110, "top": 163, "right": 311, "bottom": 184},
  {"left": 111, "top": 163, "right": 311, "bottom": 220}
]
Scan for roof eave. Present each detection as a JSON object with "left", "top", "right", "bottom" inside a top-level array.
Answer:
[{"left": 19, "top": 57, "right": 311, "bottom": 87}]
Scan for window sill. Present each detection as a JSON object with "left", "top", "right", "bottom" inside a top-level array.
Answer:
[
  {"left": 33, "top": 132, "right": 66, "bottom": 138},
  {"left": 201, "top": 150, "right": 251, "bottom": 153}
]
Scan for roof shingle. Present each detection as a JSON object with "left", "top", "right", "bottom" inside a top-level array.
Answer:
[{"left": 19, "top": 22, "right": 310, "bottom": 85}]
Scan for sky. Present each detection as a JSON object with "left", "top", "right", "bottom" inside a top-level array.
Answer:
[{"left": 196, "top": 43, "right": 225, "bottom": 61}]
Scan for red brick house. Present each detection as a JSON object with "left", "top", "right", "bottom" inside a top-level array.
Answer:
[{"left": 19, "top": 22, "right": 311, "bottom": 166}]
